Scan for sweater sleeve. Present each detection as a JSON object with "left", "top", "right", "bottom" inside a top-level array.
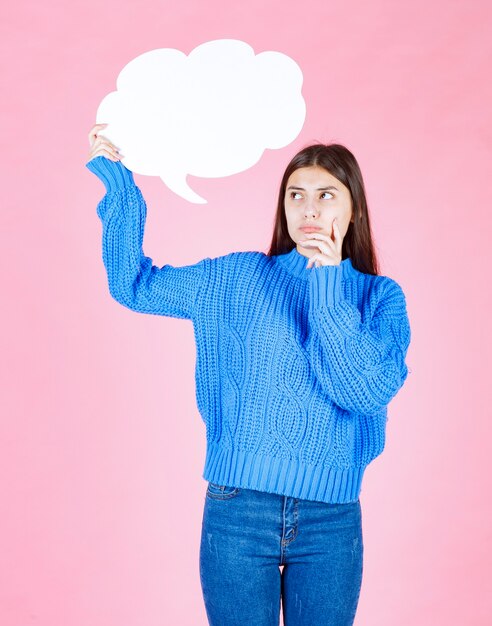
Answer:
[
  {"left": 86, "top": 155, "right": 209, "bottom": 320},
  {"left": 306, "top": 264, "right": 411, "bottom": 414}
]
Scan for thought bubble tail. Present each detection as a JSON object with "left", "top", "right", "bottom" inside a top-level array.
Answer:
[{"left": 160, "top": 172, "right": 208, "bottom": 204}]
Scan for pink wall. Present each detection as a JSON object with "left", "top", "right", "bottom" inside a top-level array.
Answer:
[{"left": 2, "top": 1, "right": 491, "bottom": 624}]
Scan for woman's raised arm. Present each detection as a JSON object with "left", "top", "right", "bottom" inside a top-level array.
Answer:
[{"left": 86, "top": 125, "right": 208, "bottom": 320}]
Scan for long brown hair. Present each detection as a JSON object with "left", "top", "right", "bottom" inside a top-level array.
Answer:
[{"left": 267, "top": 143, "right": 380, "bottom": 276}]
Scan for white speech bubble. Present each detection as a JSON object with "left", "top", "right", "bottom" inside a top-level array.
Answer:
[{"left": 95, "top": 39, "right": 306, "bottom": 203}]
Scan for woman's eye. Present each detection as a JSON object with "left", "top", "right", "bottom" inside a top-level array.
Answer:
[
  {"left": 321, "top": 192, "right": 333, "bottom": 199},
  {"left": 290, "top": 192, "right": 301, "bottom": 199}
]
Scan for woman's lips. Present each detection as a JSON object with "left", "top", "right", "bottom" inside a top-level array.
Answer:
[{"left": 300, "top": 226, "right": 322, "bottom": 232}]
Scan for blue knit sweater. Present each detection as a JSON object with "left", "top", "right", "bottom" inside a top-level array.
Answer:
[{"left": 86, "top": 155, "right": 411, "bottom": 504}]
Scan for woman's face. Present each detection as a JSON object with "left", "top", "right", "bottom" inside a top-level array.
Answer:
[{"left": 284, "top": 166, "right": 354, "bottom": 258}]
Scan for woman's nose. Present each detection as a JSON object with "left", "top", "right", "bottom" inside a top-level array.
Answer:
[{"left": 304, "top": 202, "right": 317, "bottom": 216}]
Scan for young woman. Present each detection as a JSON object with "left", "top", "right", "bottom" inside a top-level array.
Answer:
[{"left": 86, "top": 123, "right": 411, "bottom": 626}]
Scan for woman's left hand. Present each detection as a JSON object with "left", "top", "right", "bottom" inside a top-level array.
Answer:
[{"left": 299, "top": 218, "right": 343, "bottom": 269}]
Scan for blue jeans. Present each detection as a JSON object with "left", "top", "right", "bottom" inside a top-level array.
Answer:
[{"left": 199, "top": 482, "right": 363, "bottom": 625}]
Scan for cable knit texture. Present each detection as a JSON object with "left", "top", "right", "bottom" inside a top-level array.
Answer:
[{"left": 86, "top": 155, "right": 412, "bottom": 503}]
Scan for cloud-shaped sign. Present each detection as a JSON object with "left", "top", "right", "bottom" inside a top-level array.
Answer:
[{"left": 95, "top": 39, "right": 306, "bottom": 203}]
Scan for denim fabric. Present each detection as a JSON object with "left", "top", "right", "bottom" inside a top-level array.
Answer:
[{"left": 199, "top": 482, "right": 363, "bottom": 625}]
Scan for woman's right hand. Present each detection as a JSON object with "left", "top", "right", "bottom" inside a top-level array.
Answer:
[{"left": 87, "top": 123, "right": 123, "bottom": 163}]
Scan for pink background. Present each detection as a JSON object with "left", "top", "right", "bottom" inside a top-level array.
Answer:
[{"left": 2, "top": 1, "right": 491, "bottom": 624}]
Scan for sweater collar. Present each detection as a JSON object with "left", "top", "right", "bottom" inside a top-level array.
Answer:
[{"left": 274, "top": 247, "right": 358, "bottom": 280}]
